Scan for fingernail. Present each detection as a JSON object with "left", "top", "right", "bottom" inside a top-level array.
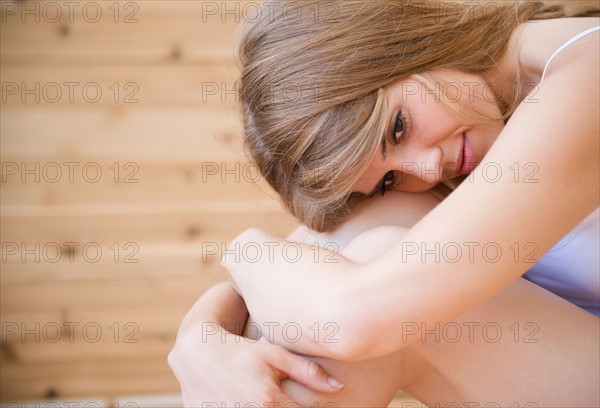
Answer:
[{"left": 328, "top": 376, "right": 344, "bottom": 389}]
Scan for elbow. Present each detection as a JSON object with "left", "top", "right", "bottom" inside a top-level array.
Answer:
[{"left": 314, "top": 287, "right": 375, "bottom": 361}]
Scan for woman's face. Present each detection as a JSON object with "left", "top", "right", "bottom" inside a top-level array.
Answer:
[{"left": 353, "top": 71, "right": 504, "bottom": 196}]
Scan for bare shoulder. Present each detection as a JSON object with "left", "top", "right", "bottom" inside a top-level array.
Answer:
[{"left": 519, "top": 17, "right": 599, "bottom": 80}]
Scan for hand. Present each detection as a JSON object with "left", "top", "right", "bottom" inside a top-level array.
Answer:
[
  {"left": 222, "top": 227, "right": 345, "bottom": 302},
  {"left": 168, "top": 324, "right": 344, "bottom": 407},
  {"left": 221, "top": 228, "right": 357, "bottom": 359}
]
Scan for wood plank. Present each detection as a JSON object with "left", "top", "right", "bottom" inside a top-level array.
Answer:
[
  {"left": 1, "top": 0, "right": 247, "bottom": 63},
  {"left": 0, "top": 397, "right": 110, "bottom": 408},
  {"left": 5, "top": 334, "right": 174, "bottom": 363},
  {"left": 1, "top": 307, "right": 191, "bottom": 341},
  {"left": 0, "top": 209, "right": 297, "bottom": 243},
  {"left": 0, "top": 106, "right": 284, "bottom": 205},
  {"left": 0, "top": 162, "right": 280, "bottom": 205},
  {"left": 0, "top": 242, "right": 231, "bottom": 284},
  {"left": 0, "top": 63, "right": 241, "bottom": 106},
  {"left": 1, "top": 376, "right": 178, "bottom": 403},
  {"left": 0, "top": 106, "right": 244, "bottom": 162},
  {"left": 0, "top": 359, "right": 178, "bottom": 401},
  {"left": 0, "top": 275, "right": 226, "bottom": 312},
  {"left": 1, "top": 359, "right": 173, "bottom": 381}
]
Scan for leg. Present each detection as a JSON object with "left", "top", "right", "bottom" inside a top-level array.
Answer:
[
  {"left": 280, "top": 278, "right": 599, "bottom": 407},
  {"left": 406, "top": 278, "right": 599, "bottom": 407}
]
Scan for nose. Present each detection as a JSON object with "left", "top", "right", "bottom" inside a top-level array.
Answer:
[{"left": 396, "top": 145, "right": 443, "bottom": 185}]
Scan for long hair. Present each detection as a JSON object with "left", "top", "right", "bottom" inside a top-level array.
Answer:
[{"left": 238, "top": 0, "right": 599, "bottom": 232}]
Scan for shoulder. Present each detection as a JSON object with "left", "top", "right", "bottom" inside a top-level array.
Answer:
[{"left": 518, "top": 17, "right": 599, "bottom": 81}]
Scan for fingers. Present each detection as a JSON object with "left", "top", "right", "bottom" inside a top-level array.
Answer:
[{"left": 268, "top": 346, "right": 344, "bottom": 394}]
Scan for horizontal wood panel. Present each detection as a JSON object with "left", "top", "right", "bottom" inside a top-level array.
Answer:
[
  {"left": 0, "top": 359, "right": 178, "bottom": 401},
  {"left": 0, "top": 63, "right": 240, "bottom": 106},
  {"left": 2, "top": 307, "right": 190, "bottom": 340},
  {"left": 0, "top": 106, "right": 244, "bottom": 162},
  {"left": 1, "top": 162, "right": 280, "bottom": 205},
  {"left": 0, "top": 275, "right": 225, "bottom": 312},
  {"left": 1, "top": 0, "right": 247, "bottom": 63},
  {"left": 0, "top": 242, "right": 230, "bottom": 284},
  {"left": 6, "top": 334, "right": 174, "bottom": 363},
  {"left": 0, "top": 209, "right": 297, "bottom": 243}
]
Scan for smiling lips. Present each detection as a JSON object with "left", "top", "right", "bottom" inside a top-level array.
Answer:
[{"left": 458, "top": 132, "right": 476, "bottom": 176}]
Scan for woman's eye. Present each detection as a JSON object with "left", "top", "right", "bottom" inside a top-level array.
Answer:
[
  {"left": 380, "top": 171, "right": 395, "bottom": 195},
  {"left": 391, "top": 110, "right": 410, "bottom": 145},
  {"left": 394, "top": 114, "right": 404, "bottom": 136}
]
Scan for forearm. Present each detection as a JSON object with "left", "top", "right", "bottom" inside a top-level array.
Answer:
[{"left": 178, "top": 281, "right": 248, "bottom": 337}]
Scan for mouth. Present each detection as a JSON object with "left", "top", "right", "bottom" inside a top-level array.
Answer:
[{"left": 458, "top": 132, "right": 476, "bottom": 175}]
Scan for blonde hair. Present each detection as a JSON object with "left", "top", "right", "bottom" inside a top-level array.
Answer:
[{"left": 238, "top": 0, "right": 599, "bottom": 232}]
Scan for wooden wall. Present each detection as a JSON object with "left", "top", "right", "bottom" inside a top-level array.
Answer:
[
  {"left": 0, "top": 0, "right": 419, "bottom": 405},
  {"left": 0, "top": 0, "right": 300, "bottom": 402}
]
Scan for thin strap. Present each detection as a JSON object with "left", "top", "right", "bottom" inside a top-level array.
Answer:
[{"left": 541, "top": 26, "right": 599, "bottom": 81}]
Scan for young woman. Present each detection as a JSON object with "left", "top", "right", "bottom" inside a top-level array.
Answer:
[{"left": 169, "top": 0, "right": 599, "bottom": 405}]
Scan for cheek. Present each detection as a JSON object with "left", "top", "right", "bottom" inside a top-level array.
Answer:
[
  {"left": 415, "top": 102, "right": 463, "bottom": 145},
  {"left": 393, "top": 173, "right": 437, "bottom": 193},
  {"left": 479, "top": 122, "right": 504, "bottom": 153}
]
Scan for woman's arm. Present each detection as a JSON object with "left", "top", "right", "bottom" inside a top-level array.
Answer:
[
  {"left": 250, "top": 216, "right": 599, "bottom": 406},
  {"left": 225, "top": 39, "right": 599, "bottom": 361},
  {"left": 168, "top": 282, "right": 343, "bottom": 406}
]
